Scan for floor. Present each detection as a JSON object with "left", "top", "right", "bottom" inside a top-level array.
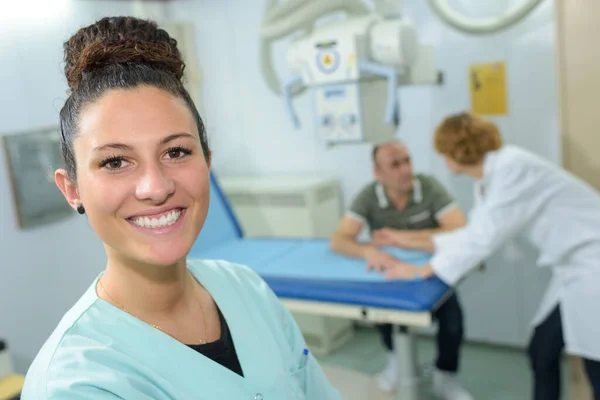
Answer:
[{"left": 314, "top": 326, "right": 570, "bottom": 400}]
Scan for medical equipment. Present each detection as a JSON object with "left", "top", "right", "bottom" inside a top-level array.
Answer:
[
  {"left": 261, "top": 0, "right": 439, "bottom": 146},
  {"left": 426, "top": 0, "right": 545, "bottom": 35},
  {"left": 260, "top": 0, "right": 546, "bottom": 146},
  {"left": 190, "top": 172, "right": 451, "bottom": 400}
]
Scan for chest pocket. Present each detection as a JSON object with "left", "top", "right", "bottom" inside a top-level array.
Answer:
[
  {"left": 285, "top": 354, "right": 340, "bottom": 400},
  {"left": 407, "top": 210, "right": 435, "bottom": 229}
]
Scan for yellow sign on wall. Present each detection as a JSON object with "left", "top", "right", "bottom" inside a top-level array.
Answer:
[{"left": 469, "top": 61, "right": 508, "bottom": 115}]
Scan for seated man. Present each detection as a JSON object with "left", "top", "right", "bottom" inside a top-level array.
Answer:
[{"left": 330, "top": 140, "right": 472, "bottom": 400}]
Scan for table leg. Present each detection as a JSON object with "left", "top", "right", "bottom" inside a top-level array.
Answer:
[{"left": 393, "top": 325, "right": 423, "bottom": 400}]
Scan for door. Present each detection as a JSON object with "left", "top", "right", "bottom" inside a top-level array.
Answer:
[{"left": 555, "top": 0, "right": 600, "bottom": 396}]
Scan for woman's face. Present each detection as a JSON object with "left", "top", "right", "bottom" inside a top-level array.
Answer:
[{"left": 56, "top": 86, "right": 211, "bottom": 267}]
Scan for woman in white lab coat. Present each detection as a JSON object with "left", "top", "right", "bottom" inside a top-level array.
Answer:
[
  {"left": 21, "top": 16, "right": 339, "bottom": 400},
  {"left": 383, "top": 112, "right": 600, "bottom": 400}
]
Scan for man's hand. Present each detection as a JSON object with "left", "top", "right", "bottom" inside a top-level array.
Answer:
[
  {"left": 364, "top": 247, "right": 400, "bottom": 272},
  {"left": 372, "top": 228, "right": 412, "bottom": 248},
  {"left": 371, "top": 229, "right": 397, "bottom": 247},
  {"left": 381, "top": 261, "right": 435, "bottom": 280}
]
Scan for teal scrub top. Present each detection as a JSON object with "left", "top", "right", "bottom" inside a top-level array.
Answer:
[{"left": 21, "top": 259, "right": 341, "bottom": 399}]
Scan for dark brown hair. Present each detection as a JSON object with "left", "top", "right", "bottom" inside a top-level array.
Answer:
[
  {"left": 434, "top": 112, "right": 502, "bottom": 165},
  {"left": 60, "top": 16, "right": 209, "bottom": 180}
]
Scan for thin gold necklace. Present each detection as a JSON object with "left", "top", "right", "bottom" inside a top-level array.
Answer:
[{"left": 98, "top": 276, "right": 208, "bottom": 345}]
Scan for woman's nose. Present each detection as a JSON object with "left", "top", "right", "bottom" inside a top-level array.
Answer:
[{"left": 135, "top": 164, "right": 175, "bottom": 203}]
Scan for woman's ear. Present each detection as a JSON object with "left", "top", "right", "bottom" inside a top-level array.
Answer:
[
  {"left": 206, "top": 150, "right": 212, "bottom": 169},
  {"left": 55, "top": 169, "right": 81, "bottom": 211}
]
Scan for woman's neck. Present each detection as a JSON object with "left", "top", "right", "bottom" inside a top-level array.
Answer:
[
  {"left": 462, "top": 163, "right": 485, "bottom": 180},
  {"left": 98, "top": 252, "right": 193, "bottom": 317}
]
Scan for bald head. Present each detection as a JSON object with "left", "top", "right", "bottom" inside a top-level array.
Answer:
[{"left": 372, "top": 140, "right": 408, "bottom": 166}]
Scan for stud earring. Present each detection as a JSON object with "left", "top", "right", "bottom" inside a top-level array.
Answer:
[{"left": 77, "top": 205, "right": 85, "bottom": 215}]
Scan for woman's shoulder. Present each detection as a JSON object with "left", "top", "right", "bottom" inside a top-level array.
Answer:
[
  {"left": 494, "top": 145, "right": 542, "bottom": 170},
  {"left": 22, "top": 281, "right": 112, "bottom": 398}
]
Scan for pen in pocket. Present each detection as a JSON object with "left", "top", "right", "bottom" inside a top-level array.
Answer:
[
  {"left": 301, "top": 348, "right": 309, "bottom": 368},
  {"left": 300, "top": 348, "right": 309, "bottom": 393}
]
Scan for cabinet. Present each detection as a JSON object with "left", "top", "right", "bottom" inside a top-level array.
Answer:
[{"left": 219, "top": 176, "right": 343, "bottom": 239}]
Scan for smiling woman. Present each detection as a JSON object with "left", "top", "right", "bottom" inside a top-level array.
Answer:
[
  {"left": 20, "top": 16, "right": 339, "bottom": 400},
  {"left": 61, "top": 84, "right": 209, "bottom": 268}
]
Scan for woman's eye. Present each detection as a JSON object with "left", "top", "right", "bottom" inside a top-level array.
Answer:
[
  {"left": 108, "top": 159, "right": 122, "bottom": 169},
  {"left": 165, "top": 147, "right": 192, "bottom": 160},
  {"left": 168, "top": 149, "right": 183, "bottom": 158},
  {"left": 100, "top": 157, "right": 130, "bottom": 170}
]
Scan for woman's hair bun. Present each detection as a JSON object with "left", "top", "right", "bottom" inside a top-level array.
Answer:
[{"left": 63, "top": 16, "right": 185, "bottom": 91}]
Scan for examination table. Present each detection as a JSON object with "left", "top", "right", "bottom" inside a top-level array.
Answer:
[{"left": 188, "top": 173, "right": 452, "bottom": 400}]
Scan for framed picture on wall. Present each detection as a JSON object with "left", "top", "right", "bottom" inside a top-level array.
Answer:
[{"left": 2, "top": 127, "right": 73, "bottom": 229}]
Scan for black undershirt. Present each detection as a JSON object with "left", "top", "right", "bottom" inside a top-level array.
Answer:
[{"left": 187, "top": 307, "right": 244, "bottom": 377}]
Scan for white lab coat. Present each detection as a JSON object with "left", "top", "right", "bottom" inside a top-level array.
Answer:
[{"left": 431, "top": 145, "right": 600, "bottom": 361}]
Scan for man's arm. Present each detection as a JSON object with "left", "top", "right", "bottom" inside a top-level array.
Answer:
[
  {"left": 330, "top": 216, "right": 375, "bottom": 259},
  {"left": 332, "top": 185, "right": 405, "bottom": 271},
  {"left": 376, "top": 206, "right": 466, "bottom": 252},
  {"left": 373, "top": 176, "right": 467, "bottom": 252},
  {"left": 330, "top": 216, "right": 401, "bottom": 272},
  {"left": 331, "top": 185, "right": 378, "bottom": 259}
]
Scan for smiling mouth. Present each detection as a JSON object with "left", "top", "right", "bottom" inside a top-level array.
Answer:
[{"left": 128, "top": 208, "right": 184, "bottom": 229}]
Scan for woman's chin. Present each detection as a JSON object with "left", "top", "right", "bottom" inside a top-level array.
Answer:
[{"left": 136, "top": 243, "right": 193, "bottom": 268}]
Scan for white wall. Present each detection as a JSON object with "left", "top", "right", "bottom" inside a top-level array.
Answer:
[{"left": 171, "top": 0, "right": 558, "bottom": 347}]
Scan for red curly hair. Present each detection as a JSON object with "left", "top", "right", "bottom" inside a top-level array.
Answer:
[{"left": 434, "top": 112, "right": 503, "bottom": 165}]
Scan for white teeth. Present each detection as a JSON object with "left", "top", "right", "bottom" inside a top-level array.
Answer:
[{"left": 132, "top": 209, "right": 182, "bottom": 228}]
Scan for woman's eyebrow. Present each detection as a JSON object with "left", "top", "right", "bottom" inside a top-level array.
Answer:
[
  {"left": 160, "top": 132, "right": 195, "bottom": 144},
  {"left": 92, "top": 142, "right": 132, "bottom": 152},
  {"left": 92, "top": 133, "right": 195, "bottom": 152}
]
